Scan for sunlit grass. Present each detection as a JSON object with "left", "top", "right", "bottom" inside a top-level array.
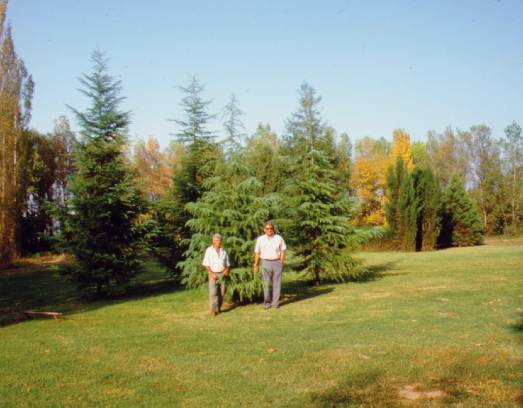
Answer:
[{"left": 1, "top": 242, "right": 521, "bottom": 407}]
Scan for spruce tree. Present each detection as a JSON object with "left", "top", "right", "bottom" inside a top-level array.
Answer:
[
  {"left": 438, "top": 174, "right": 484, "bottom": 247},
  {"left": 60, "top": 51, "right": 149, "bottom": 296}
]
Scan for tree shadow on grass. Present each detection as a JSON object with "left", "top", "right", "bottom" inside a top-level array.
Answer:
[
  {"left": 0, "top": 261, "right": 181, "bottom": 328},
  {"left": 508, "top": 312, "right": 523, "bottom": 334},
  {"left": 351, "top": 260, "right": 405, "bottom": 283},
  {"left": 279, "top": 280, "right": 335, "bottom": 307}
]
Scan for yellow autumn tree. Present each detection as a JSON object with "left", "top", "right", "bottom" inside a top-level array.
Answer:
[
  {"left": 133, "top": 136, "right": 175, "bottom": 201},
  {"left": 389, "top": 129, "right": 414, "bottom": 172},
  {"left": 351, "top": 137, "right": 390, "bottom": 225}
]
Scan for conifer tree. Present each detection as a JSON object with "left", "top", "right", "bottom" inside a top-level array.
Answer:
[
  {"left": 179, "top": 154, "right": 275, "bottom": 301},
  {"left": 154, "top": 77, "right": 220, "bottom": 274},
  {"left": 222, "top": 93, "right": 246, "bottom": 157},
  {"left": 284, "top": 83, "right": 363, "bottom": 283},
  {"left": 60, "top": 51, "right": 149, "bottom": 295},
  {"left": 412, "top": 166, "right": 441, "bottom": 251},
  {"left": 438, "top": 174, "right": 484, "bottom": 247},
  {"left": 385, "top": 156, "right": 419, "bottom": 250}
]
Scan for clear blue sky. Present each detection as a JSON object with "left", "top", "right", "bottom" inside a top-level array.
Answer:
[{"left": 8, "top": 0, "right": 523, "bottom": 147}]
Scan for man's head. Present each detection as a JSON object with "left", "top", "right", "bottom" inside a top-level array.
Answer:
[
  {"left": 263, "top": 222, "right": 275, "bottom": 237},
  {"left": 212, "top": 233, "right": 222, "bottom": 248}
]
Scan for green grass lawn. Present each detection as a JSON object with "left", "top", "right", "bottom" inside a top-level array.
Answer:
[{"left": 1, "top": 242, "right": 522, "bottom": 407}]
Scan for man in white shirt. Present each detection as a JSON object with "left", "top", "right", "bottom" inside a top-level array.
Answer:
[
  {"left": 253, "top": 222, "right": 286, "bottom": 309},
  {"left": 202, "top": 233, "right": 230, "bottom": 316}
]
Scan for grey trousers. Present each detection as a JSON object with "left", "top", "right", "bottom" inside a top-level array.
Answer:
[
  {"left": 261, "top": 259, "right": 282, "bottom": 308},
  {"left": 208, "top": 272, "right": 226, "bottom": 313}
]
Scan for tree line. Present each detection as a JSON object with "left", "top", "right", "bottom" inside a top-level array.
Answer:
[{"left": 1, "top": 0, "right": 522, "bottom": 298}]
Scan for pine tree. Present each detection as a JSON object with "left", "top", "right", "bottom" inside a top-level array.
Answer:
[
  {"left": 284, "top": 83, "right": 363, "bottom": 283},
  {"left": 60, "top": 51, "right": 149, "bottom": 296},
  {"left": 438, "top": 174, "right": 484, "bottom": 247}
]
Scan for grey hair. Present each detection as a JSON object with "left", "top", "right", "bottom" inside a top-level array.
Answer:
[{"left": 212, "top": 233, "right": 223, "bottom": 240}]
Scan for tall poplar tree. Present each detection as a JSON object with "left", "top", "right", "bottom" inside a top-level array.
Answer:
[
  {"left": 501, "top": 121, "right": 523, "bottom": 230},
  {"left": 60, "top": 51, "right": 149, "bottom": 295},
  {"left": 0, "top": 0, "right": 33, "bottom": 266}
]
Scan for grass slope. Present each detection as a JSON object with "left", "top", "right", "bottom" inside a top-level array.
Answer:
[{"left": 1, "top": 243, "right": 522, "bottom": 407}]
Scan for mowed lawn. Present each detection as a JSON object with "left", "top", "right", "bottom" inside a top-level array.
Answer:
[{"left": 1, "top": 242, "right": 522, "bottom": 407}]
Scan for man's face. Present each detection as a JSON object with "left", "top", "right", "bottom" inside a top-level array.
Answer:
[
  {"left": 213, "top": 238, "right": 222, "bottom": 248},
  {"left": 264, "top": 225, "right": 274, "bottom": 237}
]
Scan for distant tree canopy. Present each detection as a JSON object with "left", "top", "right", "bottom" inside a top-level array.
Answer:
[{"left": 1, "top": 0, "right": 521, "bottom": 303}]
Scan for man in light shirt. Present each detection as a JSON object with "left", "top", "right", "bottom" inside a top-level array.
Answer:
[
  {"left": 202, "top": 233, "right": 230, "bottom": 316},
  {"left": 253, "top": 222, "right": 286, "bottom": 309}
]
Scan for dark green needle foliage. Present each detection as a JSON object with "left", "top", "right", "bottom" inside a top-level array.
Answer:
[
  {"left": 283, "top": 83, "right": 364, "bottom": 284},
  {"left": 154, "top": 76, "right": 221, "bottom": 276},
  {"left": 438, "top": 174, "right": 484, "bottom": 247},
  {"left": 412, "top": 166, "right": 441, "bottom": 251},
  {"left": 385, "top": 156, "right": 419, "bottom": 251},
  {"left": 60, "top": 51, "right": 149, "bottom": 296},
  {"left": 179, "top": 155, "right": 277, "bottom": 301}
]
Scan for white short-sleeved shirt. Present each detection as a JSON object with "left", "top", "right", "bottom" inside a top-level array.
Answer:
[
  {"left": 254, "top": 234, "right": 286, "bottom": 260},
  {"left": 202, "top": 246, "right": 230, "bottom": 272}
]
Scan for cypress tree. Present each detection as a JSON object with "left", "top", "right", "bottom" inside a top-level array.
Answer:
[
  {"left": 412, "top": 167, "right": 441, "bottom": 251},
  {"left": 60, "top": 51, "right": 149, "bottom": 296},
  {"left": 438, "top": 174, "right": 484, "bottom": 247},
  {"left": 385, "top": 156, "right": 419, "bottom": 251}
]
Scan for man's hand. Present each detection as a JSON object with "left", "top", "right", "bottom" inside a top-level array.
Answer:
[
  {"left": 252, "top": 264, "right": 259, "bottom": 273},
  {"left": 211, "top": 272, "right": 218, "bottom": 281},
  {"left": 223, "top": 268, "right": 230, "bottom": 277}
]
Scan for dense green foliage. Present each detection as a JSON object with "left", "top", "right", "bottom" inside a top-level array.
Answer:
[
  {"left": 179, "top": 155, "right": 276, "bottom": 300},
  {"left": 154, "top": 77, "right": 221, "bottom": 276},
  {"left": 438, "top": 174, "right": 484, "bottom": 247},
  {"left": 59, "top": 51, "right": 149, "bottom": 295},
  {"left": 283, "top": 83, "right": 363, "bottom": 283},
  {"left": 412, "top": 166, "right": 441, "bottom": 251},
  {"left": 385, "top": 157, "right": 418, "bottom": 250}
]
